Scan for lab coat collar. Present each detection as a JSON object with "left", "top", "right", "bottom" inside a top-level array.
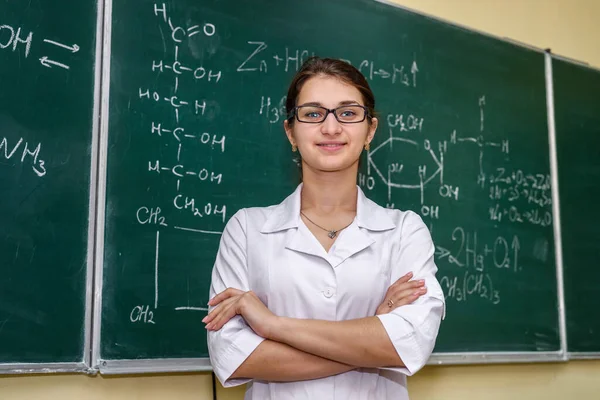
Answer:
[{"left": 260, "top": 183, "right": 396, "bottom": 234}]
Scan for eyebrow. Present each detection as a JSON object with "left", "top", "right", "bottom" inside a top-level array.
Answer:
[{"left": 298, "top": 100, "right": 362, "bottom": 107}]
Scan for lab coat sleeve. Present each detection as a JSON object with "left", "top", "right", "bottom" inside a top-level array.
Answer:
[
  {"left": 207, "top": 209, "right": 266, "bottom": 387},
  {"left": 376, "top": 211, "right": 446, "bottom": 376}
]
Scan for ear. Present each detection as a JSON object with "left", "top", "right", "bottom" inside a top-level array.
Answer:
[
  {"left": 284, "top": 119, "right": 296, "bottom": 146},
  {"left": 366, "top": 117, "right": 378, "bottom": 145}
]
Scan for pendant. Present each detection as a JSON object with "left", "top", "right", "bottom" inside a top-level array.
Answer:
[{"left": 327, "top": 230, "right": 337, "bottom": 239}]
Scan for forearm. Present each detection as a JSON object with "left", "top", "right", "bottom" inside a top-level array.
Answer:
[
  {"left": 231, "top": 339, "right": 355, "bottom": 382},
  {"left": 269, "top": 316, "right": 404, "bottom": 368}
]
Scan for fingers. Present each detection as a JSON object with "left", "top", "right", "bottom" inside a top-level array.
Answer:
[
  {"left": 390, "top": 271, "right": 413, "bottom": 288},
  {"left": 387, "top": 278, "right": 425, "bottom": 298},
  {"left": 203, "top": 296, "right": 234, "bottom": 325},
  {"left": 207, "top": 287, "right": 244, "bottom": 307},
  {"left": 392, "top": 286, "right": 427, "bottom": 307},
  {"left": 206, "top": 302, "right": 238, "bottom": 331},
  {"left": 204, "top": 297, "right": 239, "bottom": 331},
  {"left": 380, "top": 279, "right": 427, "bottom": 314},
  {"left": 398, "top": 279, "right": 426, "bottom": 292},
  {"left": 381, "top": 272, "right": 414, "bottom": 300},
  {"left": 204, "top": 290, "right": 257, "bottom": 331}
]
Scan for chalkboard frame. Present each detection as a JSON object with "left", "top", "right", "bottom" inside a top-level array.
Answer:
[
  {"left": 0, "top": 0, "right": 105, "bottom": 375},
  {"left": 91, "top": 0, "right": 570, "bottom": 374},
  {"left": 551, "top": 53, "right": 600, "bottom": 361},
  {"left": 91, "top": 0, "right": 113, "bottom": 373}
]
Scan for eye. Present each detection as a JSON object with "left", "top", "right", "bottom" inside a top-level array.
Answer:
[
  {"left": 336, "top": 106, "right": 364, "bottom": 122},
  {"left": 299, "top": 107, "right": 325, "bottom": 120}
]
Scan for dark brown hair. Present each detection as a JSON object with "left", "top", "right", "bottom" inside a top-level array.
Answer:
[{"left": 285, "top": 57, "right": 377, "bottom": 125}]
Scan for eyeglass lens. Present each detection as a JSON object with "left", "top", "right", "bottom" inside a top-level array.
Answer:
[{"left": 296, "top": 106, "right": 366, "bottom": 123}]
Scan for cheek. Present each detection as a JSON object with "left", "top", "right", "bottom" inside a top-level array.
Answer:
[
  {"left": 349, "top": 127, "right": 370, "bottom": 145},
  {"left": 293, "top": 126, "right": 318, "bottom": 144}
]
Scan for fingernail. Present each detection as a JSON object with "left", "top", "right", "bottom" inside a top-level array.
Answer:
[
  {"left": 202, "top": 317, "right": 207, "bottom": 323},
  {"left": 406, "top": 272, "right": 413, "bottom": 277},
  {"left": 418, "top": 279, "right": 425, "bottom": 284}
]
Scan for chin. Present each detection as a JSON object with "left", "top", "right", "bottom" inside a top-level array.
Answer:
[{"left": 313, "top": 159, "right": 359, "bottom": 173}]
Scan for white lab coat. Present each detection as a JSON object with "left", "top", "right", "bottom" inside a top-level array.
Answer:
[{"left": 208, "top": 184, "right": 445, "bottom": 400}]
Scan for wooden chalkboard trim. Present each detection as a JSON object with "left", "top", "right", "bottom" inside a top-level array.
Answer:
[{"left": 545, "top": 52, "right": 568, "bottom": 361}]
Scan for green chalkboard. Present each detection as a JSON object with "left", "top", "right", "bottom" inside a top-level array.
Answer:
[
  {"left": 554, "top": 58, "right": 600, "bottom": 355},
  {"left": 99, "top": 0, "right": 560, "bottom": 366},
  {"left": 0, "top": 1, "right": 97, "bottom": 366}
]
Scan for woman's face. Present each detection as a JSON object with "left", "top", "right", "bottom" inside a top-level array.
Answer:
[{"left": 284, "top": 75, "right": 378, "bottom": 174}]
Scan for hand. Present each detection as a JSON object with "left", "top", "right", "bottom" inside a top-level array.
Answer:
[
  {"left": 376, "top": 272, "right": 427, "bottom": 315},
  {"left": 203, "top": 288, "right": 277, "bottom": 338}
]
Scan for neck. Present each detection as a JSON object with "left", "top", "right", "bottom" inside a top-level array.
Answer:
[{"left": 300, "top": 162, "right": 358, "bottom": 214}]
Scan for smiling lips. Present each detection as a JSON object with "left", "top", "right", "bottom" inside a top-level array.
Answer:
[{"left": 317, "top": 142, "right": 346, "bottom": 152}]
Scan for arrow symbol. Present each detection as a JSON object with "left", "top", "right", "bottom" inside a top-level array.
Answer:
[
  {"left": 373, "top": 69, "right": 390, "bottom": 79},
  {"left": 43, "top": 39, "right": 80, "bottom": 53},
  {"left": 39, "top": 56, "right": 70, "bottom": 70},
  {"left": 511, "top": 236, "right": 520, "bottom": 272},
  {"left": 435, "top": 246, "right": 451, "bottom": 259},
  {"left": 411, "top": 61, "right": 419, "bottom": 87}
]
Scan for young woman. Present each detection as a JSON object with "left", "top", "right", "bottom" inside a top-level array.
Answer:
[{"left": 205, "top": 57, "right": 445, "bottom": 399}]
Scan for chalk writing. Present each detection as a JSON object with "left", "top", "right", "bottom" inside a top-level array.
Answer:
[{"left": 0, "top": 136, "right": 47, "bottom": 177}]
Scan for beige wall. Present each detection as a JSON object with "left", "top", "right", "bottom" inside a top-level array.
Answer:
[
  {"left": 388, "top": 0, "right": 600, "bottom": 68},
  {"left": 2, "top": 1, "right": 599, "bottom": 399}
]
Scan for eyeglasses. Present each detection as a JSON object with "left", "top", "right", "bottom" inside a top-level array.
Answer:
[{"left": 289, "top": 105, "right": 370, "bottom": 124}]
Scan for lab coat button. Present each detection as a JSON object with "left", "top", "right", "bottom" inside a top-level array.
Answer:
[{"left": 323, "top": 287, "right": 335, "bottom": 298}]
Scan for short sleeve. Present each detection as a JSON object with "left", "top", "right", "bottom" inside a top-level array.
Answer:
[
  {"left": 376, "top": 211, "right": 445, "bottom": 376},
  {"left": 207, "top": 209, "right": 266, "bottom": 387}
]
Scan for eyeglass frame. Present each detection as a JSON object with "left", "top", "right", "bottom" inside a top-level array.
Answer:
[{"left": 287, "top": 104, "right": 372, "bottom": 124}]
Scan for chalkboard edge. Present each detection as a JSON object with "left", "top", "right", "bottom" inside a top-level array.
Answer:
[
  {"left": 0, "top": 362, "right": 90, "bottom": 375},
  {"left": 567, "top": 352, "right": 600, "bottom": 360},
  {"left": 544, "top": 52, "right": 569, "bottom": 359},
  {"left": 550, "top": 53, "right": 600, "bottom": 73},
  {"left": 98, "top": 358, "right": 212, "bottom": 375},
  {"left": 429, "top": 351, "right": 566, "bottom": 365},
  {"left": 84, "top": 0, "right": 108, "bottom": 372},
  {"left": 96, "top": 352, "right": 570, "bottom": 374},
  {"left": 372, "top": 0, "right": 546, "bottom": 55},
  {"left": 90, "top": 0, "right": 113, "bottom": 372}
]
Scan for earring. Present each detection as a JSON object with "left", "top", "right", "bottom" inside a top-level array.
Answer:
[
  {"left": 364, "top": 142, "right": 370, "bottom": 151},
  {"left": 292, "top": 144, "right": 298, "bottom": 152}
]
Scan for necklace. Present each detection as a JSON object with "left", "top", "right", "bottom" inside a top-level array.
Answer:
[{"left": 300, "top": 211, "right": 353, "bottom": 239}]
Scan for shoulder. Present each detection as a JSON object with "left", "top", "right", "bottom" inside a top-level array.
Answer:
[
  {"left": 360, "top": 191, "right": 426, "bottom": 234},
  {"left": 225, "top": 204, "right": 279, "bottom": 233},
  {"left": 361, "top": 196, "right": 432, "bottom": 251},
  {"left": 228, "top": 186, "right": 301, "bottom": 234},
  {"left": 386, "top": 207, "right": 434, "bottom": 249},
  {"left": 388, "top": 208, "right": 428, "bottom": 232}
]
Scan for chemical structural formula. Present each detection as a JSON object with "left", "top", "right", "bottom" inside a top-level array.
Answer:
[{"left": 360, "top": 96, "right": 514, "bottom": 220}]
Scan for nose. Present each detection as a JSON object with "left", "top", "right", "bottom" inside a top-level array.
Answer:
[{"left": 320, "top": 111, "right": 342, "bottom": 135}]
